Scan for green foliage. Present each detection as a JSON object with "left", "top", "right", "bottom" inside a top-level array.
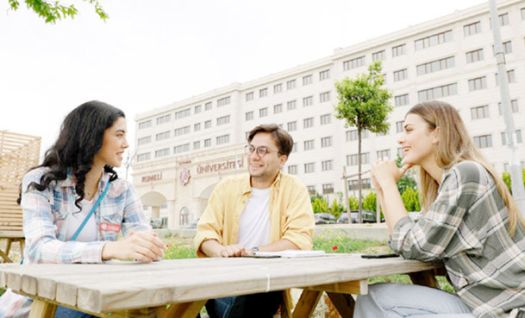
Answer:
[
  {"left": 311, "top": 195, "right": 329, "bottom": 213},
  {"left": 401, "top": 187, "right": 421, "bottom": 211},
  {"left": 348, "top": 196, "right": 359, "bottom": 210},
  {"left": 330, "top": 199, "right": 344, "bottom": 218},
  {"left": 164, "top": 244, "right": 196, "bottom": 259},
  {"left": 502, "top": 169, "right": 525, "bottom": 194},
  {"left": 8, "top": 0, "right": 108, "bottom": 23},
  {"left": 395, "top": 155, "right": 418, "bottom": 193},
  {"left": 362, "top": 192, "right": 377, "bottom": 211},
  {"left": 313, "top": 235, "right": 384, "bottom": 253}
]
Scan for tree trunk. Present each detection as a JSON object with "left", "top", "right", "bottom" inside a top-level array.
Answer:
[{"left": 357, "top": 128, "right": 363, "bottom": 223}]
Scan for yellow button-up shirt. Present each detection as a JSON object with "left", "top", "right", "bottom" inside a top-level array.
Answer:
[{"left": 194, "top": 172, "right": 315, "bottom": 257}]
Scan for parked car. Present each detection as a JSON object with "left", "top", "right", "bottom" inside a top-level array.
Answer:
[
  {"left": 150, "top": 217, "right": 168, "bottom": 229},
  {"left": 337, "top": 210, "right": 379, "bottom": 224},
  {"left": 314, "top": 212, "right": 336, "bottom": 225}
]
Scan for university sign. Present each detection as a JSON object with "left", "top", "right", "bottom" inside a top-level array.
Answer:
[
  {"left": 141, "top": 172, "right": 162, "bottom": 183},
  {"left": 196, "top": 158, "right": 244, "bottom": 175}
]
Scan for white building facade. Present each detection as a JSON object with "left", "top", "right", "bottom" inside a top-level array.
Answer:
[{"left": 132, "top": 0, "right": 525, "bottom": 229}]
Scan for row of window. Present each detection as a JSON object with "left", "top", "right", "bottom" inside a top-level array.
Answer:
[
  {"left": 473, "top": 130, "right": 523, "bottom": 149},
  {"left": 136, "top": 134, "right": 231, "bottom": 162},
  {"left": 470, "top": 100, "right": 520, "bottom": 120},
  {"left": 245, "top": 92, "right": 331, "bottom": 121},
  {"left": 245, "top": 69, "right": 330, "bottom": 102}
]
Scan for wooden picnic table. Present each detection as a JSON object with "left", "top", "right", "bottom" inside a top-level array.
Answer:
[{"left": 0, "top": 254, "right": 443, "bottom": 318}]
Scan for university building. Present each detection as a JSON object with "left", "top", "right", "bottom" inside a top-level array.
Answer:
[{"left": 132, "top": 0, "right": 525, "bottom": 229}]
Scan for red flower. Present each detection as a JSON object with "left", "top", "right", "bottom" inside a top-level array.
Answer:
[{"left": 331, "top": 245, "right": 338, "bottom": 251}]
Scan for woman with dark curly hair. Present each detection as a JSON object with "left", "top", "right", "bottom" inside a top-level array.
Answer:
[{"left": 0, "top": 100, "right": 165, "bottom": 318}]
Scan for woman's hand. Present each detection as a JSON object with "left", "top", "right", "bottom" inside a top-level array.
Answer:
[
  {"left": 371, "top": 160, "right": 412, "bottom": 188},
  {"left": 102, "top": 231, "right": 165, "bottom": 262}
]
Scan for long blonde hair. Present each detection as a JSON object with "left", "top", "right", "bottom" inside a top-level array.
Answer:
[{"left": 407, "top": 101, "right": 523, "bottom": 235}]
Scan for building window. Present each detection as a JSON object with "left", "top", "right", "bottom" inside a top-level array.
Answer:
[
  {"left": 470, "top": 105, "right": 490, "bottom": 120},
  {"left": 216, "top": 134, "right": 230, "bottom": 145},
  {"left": 320, "top": 91, "right": 331, "bottom": 103},
  {"left": 303, "top": 117, "right": 314, "bottom": 129},
  {"left": 417, "top": 83, "right": 457, "bottom": 102},
  {"left": 377, "top": 149, "right": 391, "bottom": 160},
  {"left": 320, "top": 114, "right": 331, "bottom": 125},
  {"left": 466, "top": 48, "right": 484, "bottom": 63},
  {"left": 273, "top": 83, "right": 282, "bottom": 94},
  {"left": 194, "top": 105, "right": 202, "bottom": 114},
  {"left": 414, "top": 30, "right": 452, "bottom": 50},
  {"left": 304, "top": 139, "right": 315, "bottom": 151},
  {"left": 292, "top": 142, "right": 298, "bottom": 152},
  {"left": 498, "top": 12, "right": 510, "bottom": 26},
  {"left": 259, "top": 88, "right": 268, "bottom": 98},
  {"left": 245, "top": 111, "right": 254, "bottom": 121},
  {"left": 304, "top": 162, "right": 315, "bottom": 174},
  {"left": 372, "top": 50, "right": 385, "bottom": 61},
  {"left": 347, "top": 153, "right": 370, "bottom": 166},
  {"left": 156, "top": 130, "right": 170, "bottom": 141},
  {"left": 495, "top": 70, "right": 516, "bottom": 85},
  {"left": 501, "top": 130, "right": 523, "bottom": 145},
  {"left": 259, "top": 107, "right": 268, "bottom": 118},
  {"left": 321, "top": 160, "right": 333, "bottom": 171},
  {"left": 343, "top": 56, "right": 365, "bottom": 70},
  {"left": 302, "top": 74, "right": 313, "bottom": 86},
  {"left": 302, "top": 96, "right": 313, "bottom": 107},
  {"left": 493, "top": 41, "right": 513, "bottom": 55},
  {"left": 522, "top": 7, "right": 525, "bottom": 20},
  {"left": 193, "top": 141, "right": 200, "bottom": 150},
  {"left": 393, "top": 68, "right": 408, "bottom": 82},
  {"left": 287, "top": 100, "right": 297, "bottom": 110},
  {"left": 156, "top": 114, "right": 171, "bottom": 125},
  {"left": 319, "top": 69, "right": 330, "bottom": 81},
  {"left": 396, "top": 121, "right": 404, "bottom": 133},
  {"left": 217, "top": 96, "right": 231, "bottom": 107},
  {"left": 394, "top": 94, "right": 409, "bottom": 107},
  {"left": 307, "top": 185, "right": 316, "bottom": 195},
  {"left": 473, "top": 134, "right": 493, "bottom": 148},
  {"left": 349, "top": 178, "right": 371, "bottom": 191},
  {"left": 204, "top": 102, "right": 212, "bottom": 111},
  {"left": 174, "top": 126, "right": 191, "bottom": 136},
  {"left": 392, "top": 44, "right": 406, "bottom": 57},
  {"left": 194, "top": 122, "right": 201, "bottom": 131},
  {"left": 498, "top": 99, "right": 519, "bottom": 114},
  {"left": 288, "top": 165, "right": 298, "bottom": 175},
  {"left": 321, "top": 136, "right": 332, "bottom": 148},
  {"left": 416, "top": 56, "right": 455, "bottom": 76},
  {"left": 204, "top": 138, "right": 211, "bottom": 148},
  {"left": 463, "top": 21, "right": 481, "bottom": 36},
  {"left": 286, "top": 79, "right": 296, "bottom": 90},
  {"left": 174, "top": 143, "right": 190, "bottom": 154},
  {"left": 155, "top": 148, "right": 170, "bottom": 158},
  {"left": 138, "top": 120, "right": 152, "bottom": 129},
  {"left": 322, "top": 183, "right": 334, "bottom": 194},
  {"left": 136, "top": 152, "right": 151, "bottom": 162},
  {"left": 246, "top": 92, "right": 254, "bottom": 101},
  {"left": 175, "top": 108, "right": 191, "bottom": 119},
  {"left": 204, "top": 120, "right": 212, "bottom": 129},
  {"left": 216, "top": 115, "right": 230, "bottom": 126},
  {"left": 346, "top": 129, "right": 369, "bottom": 141},
  {"left": 273, "top": 103, "right": 283, "bottom": 114},
  {"left": 138, "top": 136, "right": 151, "bottom": 145},
  {"left": 287, "top": 121, "right": 297, "bottom": 132},
  {"left": 468, "top": 76, "right": 487, "bottom": 91}
]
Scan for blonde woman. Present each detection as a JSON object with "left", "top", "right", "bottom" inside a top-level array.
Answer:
[{"left": 356, "top": 101, "right": 525, "bottom": 317}]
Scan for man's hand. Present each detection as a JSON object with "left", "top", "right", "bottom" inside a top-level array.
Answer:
[
  {"left": 102, "top": 231, "right": 165, "bottom": 263},
  {"left": 200, "top": 239, "right": 247, "bottom": 257}
]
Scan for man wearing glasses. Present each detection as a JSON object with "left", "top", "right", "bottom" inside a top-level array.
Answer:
[{"left": 194, "top": 124, "right": 315, "bottom": 318}]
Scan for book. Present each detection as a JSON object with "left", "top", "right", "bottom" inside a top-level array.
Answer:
[{"left": 254, "top": 250, "right": 326, "bottom": 258}]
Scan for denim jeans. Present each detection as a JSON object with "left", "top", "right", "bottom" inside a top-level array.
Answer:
[
  {"left": 205, "top": 291, "right": 282, "bottom": 318},
  {"left": 55, "top": 306, "right": 96, "bottom": 318}
]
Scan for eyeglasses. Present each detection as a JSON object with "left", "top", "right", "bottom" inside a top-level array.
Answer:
[{"left": 244, "top": 144, "right": 279, "bottom": 157}]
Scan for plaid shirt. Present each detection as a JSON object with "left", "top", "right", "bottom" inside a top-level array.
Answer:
[
  {"left": 390, "top": 161, "right": 525, "bottom": 318},
  {"left": 0, "top": 167, "right": 151, "bottom": 317}
]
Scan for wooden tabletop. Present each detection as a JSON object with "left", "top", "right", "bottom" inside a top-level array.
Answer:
[{"left": 0, "top": 254, "right": 440, "bottom": 314}]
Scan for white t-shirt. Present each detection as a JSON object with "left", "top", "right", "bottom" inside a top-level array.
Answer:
[
  {"left": 64, "top": 199, "right": 98, "bottom": 242},
  {"left": 237, "top": 188, "right": 271, "bottom": 249}
]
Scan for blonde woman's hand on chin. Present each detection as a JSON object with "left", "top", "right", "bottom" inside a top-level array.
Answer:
[
  {"left": 102, "top": 231, "right": 166, "bottom": 263},
  {"left": 371, "top": 160, "right": 413, "bottom": 187}
]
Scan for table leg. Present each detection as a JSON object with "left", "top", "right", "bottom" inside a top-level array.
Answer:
[
  {"left": 29, "top": 299, "right": 57, "bottom": 318},
  {"left": 409, "top": 269, "right": 439, "bottom": 288},
  {"left": 280, "top": 289, "right": 294, "bottom": 318},
  {"left": 156, "top": 300, "right": 207, "bottom": 318},
  {"left": 292, "top": 290, "right": 322, "bottom": 318},
  {"left": 326, "top": 292, "right": 355, "bottom": 318}
]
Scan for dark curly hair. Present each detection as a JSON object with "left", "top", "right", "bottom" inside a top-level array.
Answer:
[{"left": 18, "top": 100, "right": 125, "bottom": 209}]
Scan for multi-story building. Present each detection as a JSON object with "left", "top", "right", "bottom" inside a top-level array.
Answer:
[{"left": 132, "top": 0, "right": 525, "bottom": 229}]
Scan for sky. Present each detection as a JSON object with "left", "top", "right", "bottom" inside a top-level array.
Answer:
[{"left": 1, "top": 0, "right": 484, "bottom": 172}]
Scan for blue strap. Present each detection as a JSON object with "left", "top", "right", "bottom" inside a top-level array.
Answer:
[{"left": 70, "top": 181, "right": 111, "bottom": 241}]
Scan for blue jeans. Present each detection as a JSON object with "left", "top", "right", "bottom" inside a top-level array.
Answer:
[
  {"left": 205, "top": 291, "right": 282, "bottom": 318},
  {"left": 55, "top": 306, "right": 96, "bottom": 318}
]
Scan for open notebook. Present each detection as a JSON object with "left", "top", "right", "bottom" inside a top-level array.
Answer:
[{"left": 254, "top": 250, "right": 326, "bottom": 258}]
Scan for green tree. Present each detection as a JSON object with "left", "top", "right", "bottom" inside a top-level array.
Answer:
[
  {"left": 348, "top": 195, "right": 359, "bottom": 210},
  {"left": 311, "top": 194, "right": 329, "bottom": 213},
  {"left": 395, "top": 155, "right": 417, "bottom": 193},
  {"left": 8, "top": 0, "right": 108, "bottom": 23},
  {"left": 330, "top": 199, "right": 344, "bottom": 218},
  {"left": 335, "top": 61, "right": 392, "bottom": 222},
  {"left": 401, "top": 187, "right": 421, "bottom": 211},
  {"left": 362, "top": 192, "right": 377, "bottom": 211}
]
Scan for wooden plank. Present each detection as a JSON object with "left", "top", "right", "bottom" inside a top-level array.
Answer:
[
  {"left": 29, "top": 300, "right": 57, "bottom": 318},
  {"left": 281, "top": 289, "right": 294, "bottom": 318},
  {"left": 307, "top": 280, "right": 368, "bottom": 294},
  {"left": 292, "top": 289, "right": 322, "bottom": 318},
  {"left": 156, "top": 300, "right": 206, "bottom": 318},
  {"left": 326, "top": 292, "right": 355, "bottom": 318}
]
